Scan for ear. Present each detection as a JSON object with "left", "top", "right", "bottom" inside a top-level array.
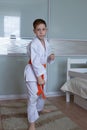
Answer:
[{"left": 33, "top": 29, "right": 36, "bottom": 33}]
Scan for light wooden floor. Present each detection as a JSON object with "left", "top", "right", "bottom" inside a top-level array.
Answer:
[
  {"left": 48, "top": 96, "right": 87, "bottom": 130},
  {"left": 0, "top": 96, "right": 87, "bottom": 130}
]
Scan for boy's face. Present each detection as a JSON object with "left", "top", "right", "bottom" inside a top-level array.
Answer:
[{"left": 33, "top": 23, "right": 47, "bottom": 40}]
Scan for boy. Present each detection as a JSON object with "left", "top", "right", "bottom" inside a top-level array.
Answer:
[{"left": 24, "top": 18, "right": 55, "bottom": 130}]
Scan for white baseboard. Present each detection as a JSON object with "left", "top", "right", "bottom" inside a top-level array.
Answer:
[
  {"left": 0, "top": 91, "right": 64, "bottom": 100},
  {"left": 46, "top": 91, "right": 65, "bottom": 97},
  {"left": 0, "top": 94, "right": 27, "bottom": 100}
]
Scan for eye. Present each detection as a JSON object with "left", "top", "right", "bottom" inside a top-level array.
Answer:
[
  {"left": 37, "top": 28, "right": 40, "bottom": 31},
  {"left": 42, "top": 28, "right": 46, "bottom": 31},
  {"left": 36, "top": 28, "right": 46, "bottom": 32}
]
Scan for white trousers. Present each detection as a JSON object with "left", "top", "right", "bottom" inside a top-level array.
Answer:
[{"left": 26, "top": 81, "right": 46, "bottom": 123}]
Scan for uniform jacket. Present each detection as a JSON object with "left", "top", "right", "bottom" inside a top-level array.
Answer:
[{"left": 24, "top": 37, "right": 53, "bottom": 82}]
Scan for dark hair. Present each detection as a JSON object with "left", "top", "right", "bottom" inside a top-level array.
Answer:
[{"left": 33, "top": 19, "right": 47, "bottom": 29}]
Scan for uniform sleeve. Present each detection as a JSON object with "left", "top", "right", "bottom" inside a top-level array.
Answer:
[{"left": 30, "top": 44, "right": 46, "bottom": 77}]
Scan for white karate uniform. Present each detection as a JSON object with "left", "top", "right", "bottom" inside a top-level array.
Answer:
[{"left": 24, "top": 37, "right": 53, "bottom": 123}]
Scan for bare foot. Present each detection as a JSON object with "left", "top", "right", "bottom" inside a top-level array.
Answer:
[
  {"left": 28, "top": 122, "right": 35, "bottom": 130},
  {"left": 42, "top": 109, "right": 51, "bottom": 113},
  {"left": 39, "top": 109, "right": 52, "bottom": 114}
]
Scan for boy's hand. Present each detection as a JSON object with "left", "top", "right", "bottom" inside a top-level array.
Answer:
[
  {"left": 49, "top": 54, "right": 55, "bottom": 61},
  {"left": 37, "top": 76, "right": 45, "bottom": 85}
]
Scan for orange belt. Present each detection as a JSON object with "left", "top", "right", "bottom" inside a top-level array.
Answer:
[{"left": 28, "top": 59, "right": 46, "bottom": 99}]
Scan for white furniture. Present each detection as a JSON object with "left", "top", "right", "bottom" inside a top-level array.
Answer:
[{"left": 61, "top": 58, "right": 87, "bottom": 110}]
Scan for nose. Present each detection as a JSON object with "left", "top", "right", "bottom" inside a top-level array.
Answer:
[{"left": 40, "top": 30, "right": 42, "bottom": 34}]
